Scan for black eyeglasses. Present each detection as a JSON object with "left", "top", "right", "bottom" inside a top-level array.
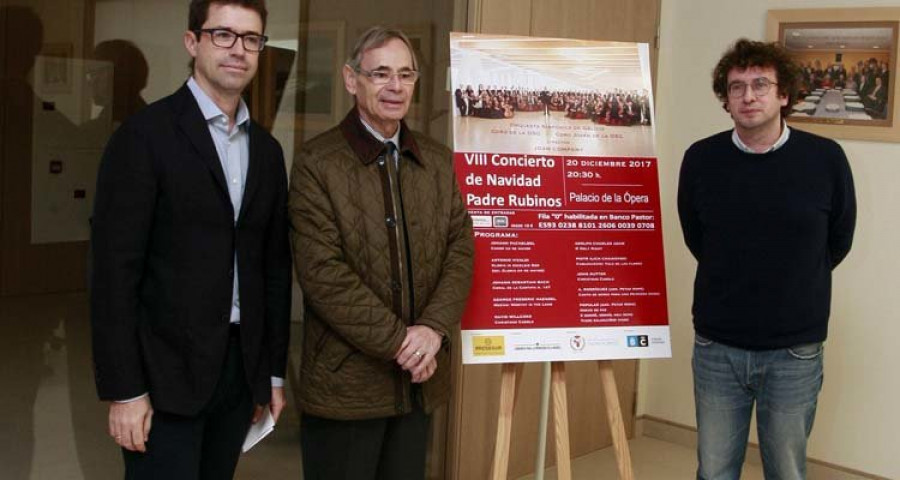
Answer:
[
  {"left": 355, "top": 67, "right": 419, "bottom": 85},
  {"left": 195, "top": 28, "right": 268, "bottom": 52},
  {"left": 727, "top": 77, "right": 778, "bottom": 98}
]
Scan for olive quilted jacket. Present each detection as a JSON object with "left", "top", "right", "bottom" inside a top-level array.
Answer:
[{"left": 289, "top": 109, "right": 474, "bottom": 420}]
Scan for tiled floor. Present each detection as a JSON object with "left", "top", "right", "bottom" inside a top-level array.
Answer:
[
  {"left": 1, "top": 292, "right": 764, "bottom": 480},
  {"left": 234, "top": 389, "right": 303, "bottom": 479},
  {"left": 0, "top": 292, "right": 304, "bottom": 480},
  {"left": 515, "top": 436, "right": 764, "bottom": 480}
]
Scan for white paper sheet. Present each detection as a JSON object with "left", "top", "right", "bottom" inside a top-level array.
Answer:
[{"left": 242, "top": 409, "right": 275, "bottom": 453}]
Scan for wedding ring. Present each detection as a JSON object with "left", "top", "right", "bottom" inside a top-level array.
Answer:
[{"left": 414, "top": 350, "right": 424, "bottom": 357}]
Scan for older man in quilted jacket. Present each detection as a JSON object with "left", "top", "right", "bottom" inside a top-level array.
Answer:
[{"left": 289, "top": 26, "right": 474, "bottom": 479}]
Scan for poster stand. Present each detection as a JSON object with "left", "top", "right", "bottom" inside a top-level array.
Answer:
[
  {"left": 597, "top": 360, "right": 635, "bottom": 480},
  {"left": 489, "top": 361, "right": 634, "bottom": 480}
]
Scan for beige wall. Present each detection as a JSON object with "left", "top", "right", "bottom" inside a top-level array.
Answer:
[{"left": 640, "top": 0, "right": 900, "bottom": 478}]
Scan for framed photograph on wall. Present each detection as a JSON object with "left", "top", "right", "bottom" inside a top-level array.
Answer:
[
  {"left": 36, "top": 43, "right": 74, "bottom": 95},
  {"left": 768, "top": 8, "right": 900, "bottom": 142},
  {"left": 290, "top": 20, "right": 346, "bottom": 142}
]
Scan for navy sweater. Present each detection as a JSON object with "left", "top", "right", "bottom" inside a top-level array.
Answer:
[{"left": 677, "top": 129, "right": 856, "bottom": 350}]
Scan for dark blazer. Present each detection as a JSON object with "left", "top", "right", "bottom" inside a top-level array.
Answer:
[{"left": 90, "top": 84, "right": 291, "bottom": 416}]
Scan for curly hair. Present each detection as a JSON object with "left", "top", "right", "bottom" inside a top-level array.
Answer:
[{"left": 712, "top": 38, "right": 801, "bottom": 117}]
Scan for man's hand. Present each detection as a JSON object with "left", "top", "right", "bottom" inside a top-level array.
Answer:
[
  {"left": 396, "top": 325, "right": 442, "bottom": 381},
  {"left": 109, "top": 396, "right": 153, "bottom": 452},
  {"left": 411, "top": 357, "right": 437, "bottom": 383},
  {"left": 252, "top": 386, "right": 286, "bottom": 424}
]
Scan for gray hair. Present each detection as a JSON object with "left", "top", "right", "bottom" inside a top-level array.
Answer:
[{"left": 346, "top": 26, "right": 418, "bottom": 72}]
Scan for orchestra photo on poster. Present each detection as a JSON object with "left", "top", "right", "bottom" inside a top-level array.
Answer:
[{"left": 450, "top": 34, "right": 656, "bottom": 157}]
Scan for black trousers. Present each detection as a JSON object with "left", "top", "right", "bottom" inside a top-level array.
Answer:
[
  {"left": 300, "top": 403, "right": 430, "bottom": 480},
  {"left": 123, "top": 326, "right": 254, "bottom": 480}
]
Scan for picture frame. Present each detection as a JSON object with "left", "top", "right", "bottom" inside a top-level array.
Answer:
[
  {"left": 36, "top": 43, "right": 74, "bottom": 95},
  {"left": 295, "top": 20, "right": 346, "bottom": 141},
  {"left": 767, "top": 8, "right": 900, "bottom": 142}
]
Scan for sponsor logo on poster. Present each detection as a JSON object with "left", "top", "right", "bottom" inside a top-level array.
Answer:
[
  {"left": 569, "top": 335, "right": 585, "bottom": 351},
  {"left": 473, "top": 336, "right": 505, "bottom": 356},
  {"left": 627, "top": 335, "right": 649, "bottom": 347},
  {"left": 471, "top": 215, "right": 492, "bottom": 228}
]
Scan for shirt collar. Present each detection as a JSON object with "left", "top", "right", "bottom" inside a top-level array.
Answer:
[
  {"left": 187, "top": 77, "right": 250, "bottom": 128},
  {"left": 338, "top": 108, "right": 423, "bottom": 166},
  {"left": 359, "top": 116, "right": 400, "bottom": 147},
  {"left": 732, "top": 121, "right": 790, "bottom": 154}
]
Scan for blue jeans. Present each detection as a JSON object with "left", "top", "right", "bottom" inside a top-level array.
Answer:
[{"left": 693, "top": 334, "right": 823, "bottom": 480}]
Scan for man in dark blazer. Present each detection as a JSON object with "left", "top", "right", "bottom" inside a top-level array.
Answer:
[{"left": 90, "top": 1, "right": 291, "bottom": 478}]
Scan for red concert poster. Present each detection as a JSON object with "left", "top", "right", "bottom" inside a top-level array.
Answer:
[{"left": 450, "top": 33, "right": 671, "bottom": 363}]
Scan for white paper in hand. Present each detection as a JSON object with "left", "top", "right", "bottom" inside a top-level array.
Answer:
[{"left": 242, "top": 409, "right": 275, "bottom": 453}]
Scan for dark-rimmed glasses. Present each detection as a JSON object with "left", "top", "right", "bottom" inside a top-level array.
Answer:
[
  {"left": 727, "top": 77, "right": 778, "bottom": 98},
  {"left": 355, "top": 67, "right": 419, "bottom": 85},
  {"left": 195, "top": 28, "right": 268, "bottom": 52}
]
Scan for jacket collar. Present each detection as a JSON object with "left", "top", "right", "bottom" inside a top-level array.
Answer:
[
  {"left": 170, "top": 83, "right": 262, "bottom": 222},
  {"left": 338, "top": 108, "right": 423, "bottom": 166},
  {"left": 172, "top": 84, "right": 229, "bottom": 200}
]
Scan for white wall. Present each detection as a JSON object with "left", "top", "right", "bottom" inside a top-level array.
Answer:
[{"left": 640, "top": 0, "right": 900, "bottom": 477}]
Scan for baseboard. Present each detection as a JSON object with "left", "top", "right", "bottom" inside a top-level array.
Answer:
[{"left": 636, "top": 416, "right": 890, "bottom": 480}]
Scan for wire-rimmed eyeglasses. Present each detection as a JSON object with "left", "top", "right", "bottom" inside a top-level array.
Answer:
[
  {"left": 355, "top": 67, "right": 419, "bottom": 85},
  {"left": 727, "top": 77, "right": 778, "bottom": 98}
]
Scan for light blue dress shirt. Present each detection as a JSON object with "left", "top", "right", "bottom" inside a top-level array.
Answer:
[
  {"left": 187, "top": 77, "right": 249, "bottom": 325},
  {"left": 187, "top": 78, "right": 284, "bottom": 389}
]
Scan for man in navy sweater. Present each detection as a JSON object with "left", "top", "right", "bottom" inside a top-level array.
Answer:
[{"left": 678, "top": 39, "right": 856, "bottom": 480}]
